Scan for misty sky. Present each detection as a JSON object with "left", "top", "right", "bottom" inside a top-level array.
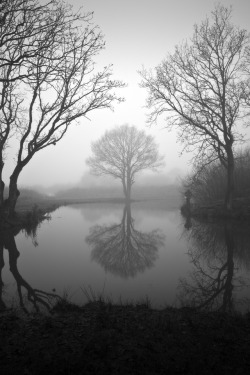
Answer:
[{"left": 5, "top": 0, "right": 250, "bottom": 188}]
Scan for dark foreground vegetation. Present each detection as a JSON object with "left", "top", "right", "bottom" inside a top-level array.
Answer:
[
  {"left": 1, "top": 299, "right": 250, "bottom": 375},
  {"left": 181, "top": 148, "right": 250, "bottom": 219}
]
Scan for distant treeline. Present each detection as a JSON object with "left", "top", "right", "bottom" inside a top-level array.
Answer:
[
  {"left": 55, "top": 184, "right": 181, "bottom": 207},
  {"left": 3, "top": 183, "right": 181, "bottom": 209},
  {"left": 182, "top": 148, "right": 250, "bottom": 206}
]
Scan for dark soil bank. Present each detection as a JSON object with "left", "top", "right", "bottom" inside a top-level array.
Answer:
[{"left": 1, "top": 302, "right": 250, "bottom": 375}]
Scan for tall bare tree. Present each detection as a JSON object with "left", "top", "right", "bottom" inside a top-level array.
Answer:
[
  {"left": 0, "top": 0, "right": 124, "bottom": 216},
  {"left": 0, "top": 0, "right": 51, "bottom": 206},
  {"left": 140, "top": 5, "right": 250, "bottom": 212},
  {"left": 86, "top": 124, "right": 163, "bottom": 201}
]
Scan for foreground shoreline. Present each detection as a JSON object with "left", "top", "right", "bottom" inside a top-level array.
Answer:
[{"left": 1, "top": 300, "right": 250, "bottom": 375}]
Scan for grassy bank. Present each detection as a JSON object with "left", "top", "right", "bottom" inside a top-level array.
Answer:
[
  {"left": 1, "top": 299, "right": 250, "bottom": 375},
  {"left": 1, "top": 191, "right": 127, "bottom": 232},
  {"left": 0, "top": 199, "right": 60, "bottom": 232}
]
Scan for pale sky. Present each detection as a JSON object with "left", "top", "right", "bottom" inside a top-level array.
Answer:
[{"left": 5, "top": 0, "right": 250, "bottom": 188}]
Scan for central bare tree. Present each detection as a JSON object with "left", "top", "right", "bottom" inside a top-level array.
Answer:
[
  {"left": 86, "top": 124, "right": 163, "bottom": 201},
  {"left": 0, "top": 0, "right": 124, "bottom": 217},
  {"left": 140, "top": 5, "right": 250, "bottom": 212}
]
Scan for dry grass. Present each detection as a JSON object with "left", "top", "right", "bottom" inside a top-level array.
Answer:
[{"left": 1, "top": 301, "right": 250, "bottom": 375}]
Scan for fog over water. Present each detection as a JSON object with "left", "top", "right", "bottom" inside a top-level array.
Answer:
[{"left": 2, "top": 201, "right": 250, "bottom": 313}]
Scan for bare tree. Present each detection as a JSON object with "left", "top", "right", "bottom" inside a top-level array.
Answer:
[
  {"left": 0, "top": 0, "right": 43, "bottom": 205},
  {"left": 86, "top": 124, "right": 163, "bottom": 201},
  {"left": 0, "top": 0, "right": 77, "bottom": 205},
  {"left": 139, "top": 5, "right": 250, "bottom": 212},
  {"left": 0, "top": 0, "right": 124, "bottom": 216}
]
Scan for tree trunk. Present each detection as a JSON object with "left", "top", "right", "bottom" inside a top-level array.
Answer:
[
  {"left": 225, "top": 147, "right": 234, "bottom": 213},
  {"left": 126, "top": 183, "right": 131, "bottom": 202},
  {"left": 126, "top": 167, "right": 131, "bottom": 202},
  {"left": 0, "top": 159, "right": 4, "bottom": 208},
  {"left": 122, "top": 177, "right": 127, "bottom": 200},
  {"left": 8, "top": 176, "right": 20, "bottom": 216},
  {"left": 5, "top": 168, "right": 22, "bottom": 217},
  {"left": 122, "top": 174, "right": 131, "bottom": 201},
  {"left": 0, "top": 180, "right": 4, "bottom": 209}
]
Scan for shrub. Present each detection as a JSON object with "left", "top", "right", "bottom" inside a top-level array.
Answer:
[{"left": 182, "top": 148, "right": 250, "bottom": 206}]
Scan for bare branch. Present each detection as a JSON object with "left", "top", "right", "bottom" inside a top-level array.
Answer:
[
  {"left": 0, "top": 0, "right": 125, "bottom": 214},
  {"left": 139, "top": 4, "right": 250, "bottom": 211}
]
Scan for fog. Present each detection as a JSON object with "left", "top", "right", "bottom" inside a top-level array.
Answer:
[
  {"left": 28, "top": 170, "right": 182, "bottom": 208},
  {"left": 3, "top": 0, "right": 250, "bottom": 189}
]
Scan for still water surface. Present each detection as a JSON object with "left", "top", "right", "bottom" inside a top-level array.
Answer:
[{"left": 2, "top": 201, "right": 250, "bottom": 313}]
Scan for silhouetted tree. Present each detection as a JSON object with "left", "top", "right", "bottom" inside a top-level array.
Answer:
[
  {"left": 181, "top": 147, "right": 250, "bottom": 207},
  {"left": 140, "top": 5, "right": 250, "bottom": 212},
  {"left": 1, "top": 0, "right": 59, "bottom": 207},
  {"left": 0, "top": 0, "right": 124, "bottom": 216},
  {"left": 86, "top": 203, "right": 164, "bottom": 278},
  {"left": 86, "top": 124, "right": 163, "bottom": 201}
]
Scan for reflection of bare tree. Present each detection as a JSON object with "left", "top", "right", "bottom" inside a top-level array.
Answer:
[
  {"left": 178, "top": 220, "right": 250, "bottom": 312},
  {"left": 0, "top": 229, "right": 61, "bottom": 313},
  {"left": 86, "top": 204, "right": 165, "bottom": 278}
]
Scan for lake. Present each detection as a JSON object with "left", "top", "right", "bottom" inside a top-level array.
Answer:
[{"left": 1, "top": 200, "right": 250, "bottom": 313}]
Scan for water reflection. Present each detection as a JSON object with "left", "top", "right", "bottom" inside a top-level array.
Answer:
[
  {"left": 184, "top": 214, "right": 192, "bottom": 230},
  {"left": 178, "top": 220, "right": 250, "bottom": 312},
  {"left": 86, "top": 203, "right": 165, "bottom": 278},
  {"left": 0, "top": 228, "right": 60, "bottom": 313}
]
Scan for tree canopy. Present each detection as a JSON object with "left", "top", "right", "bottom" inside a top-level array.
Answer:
[
  {"left": 139, "top": 5, "right": 250, "bottom": 211},
  {"left": 0, "top": 0, "right": 124, "bottom": 216},
  {"left": 86, "top": 124, "right": 163, "bottom": 200}
]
